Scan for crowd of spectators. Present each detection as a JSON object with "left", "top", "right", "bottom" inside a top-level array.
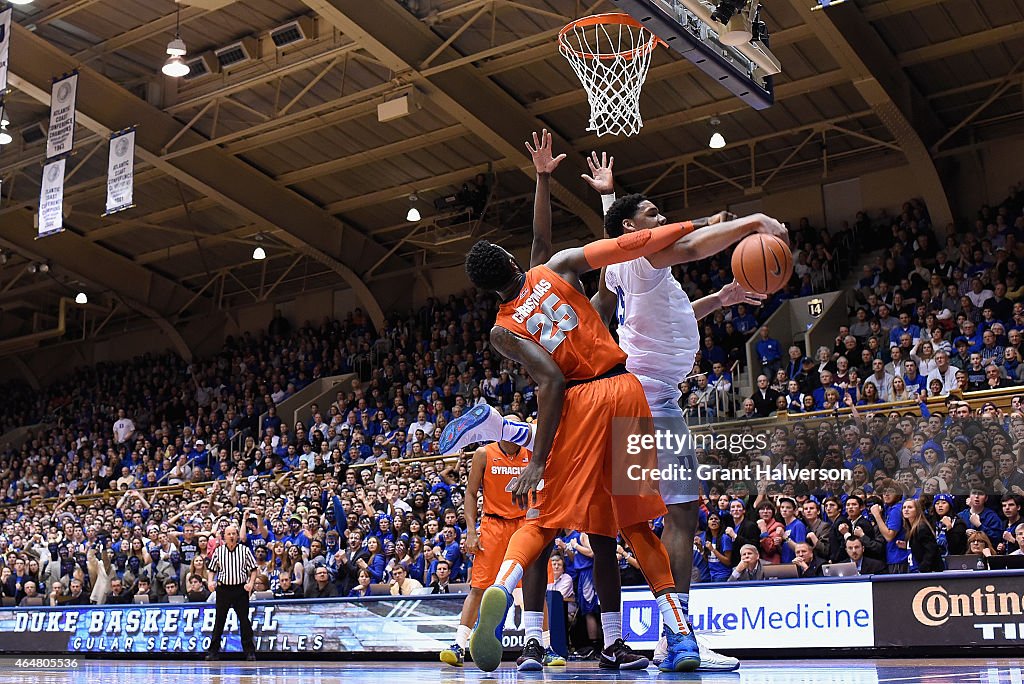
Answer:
[
  {"left": 696, "top": 181, "right": 1024, "bottom": 579},
  {"left": 0, "top": 184, "right": 1020, "bottom": 630},
  {"left": 674, "top": 210, "right": 859, "bottom": 420}
]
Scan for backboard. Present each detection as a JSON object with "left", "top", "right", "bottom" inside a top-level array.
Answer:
[{"left": 610, "top": 0, "right": 779, "bottom": 109}]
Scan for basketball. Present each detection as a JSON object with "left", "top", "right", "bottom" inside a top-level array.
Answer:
[{"left": 731, "top": 233, "right": 793, "bottom": 295}]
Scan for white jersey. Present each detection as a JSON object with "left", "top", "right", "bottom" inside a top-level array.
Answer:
[{"left": 605, "top": 257, "right": 699, "bottom": 384}]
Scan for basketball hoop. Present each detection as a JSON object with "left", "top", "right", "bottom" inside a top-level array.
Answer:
[{"left": 558, "top": 13, "right": 662, "bottom": 137}]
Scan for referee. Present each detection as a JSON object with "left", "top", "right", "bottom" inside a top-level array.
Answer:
[{"left": 206, "top": 524, "right": 258, "bottom": 661}]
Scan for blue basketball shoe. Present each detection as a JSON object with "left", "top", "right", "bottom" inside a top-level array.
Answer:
[
  {"left": 658, "top": 624, "right": 700, "bottom": 672},
  {"left": 469, "top": 585, "right": 512, "bottom": 672},
  {"left": 438, "top": 405, "right": 502, "bottom": 455},
  {"left": 439, "top": 643, "right": 464, "bottom": 667}
]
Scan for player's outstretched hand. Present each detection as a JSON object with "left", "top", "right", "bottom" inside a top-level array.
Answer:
[
  {"left": 512, "top": 460, "right": 545, "bottom": 510},
  {"left": 719, "top": 280, "right": 766, "bottom": 307},
  {"left": 581, "top": 151, "right": 615, "bottom": 194},
  {"left": 526, "top": 129, "right": 566, "bottom": 175},
  {"left": 752, "top": 213, "right": 789, "bottom": 245},
  {"left": 708, "top": 210, "right": 736, "bottom": 225}
]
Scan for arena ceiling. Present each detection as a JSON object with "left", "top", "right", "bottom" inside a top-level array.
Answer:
[{"left": 0, "top": 0, "right": 1020, "bottom": 353}]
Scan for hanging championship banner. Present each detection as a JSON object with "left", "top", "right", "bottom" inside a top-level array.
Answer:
[
  {"left": 0, "top": 8, "right": 12, "bottom": 94},
  {"left": 46, "top": 72, "right": 78, "bottom": 159},
  {"left": 38, "top": 158, "right": 66, "bottom": 238},
  {"left": 104, "top": 128, "right": 136, "bottom": 215}
]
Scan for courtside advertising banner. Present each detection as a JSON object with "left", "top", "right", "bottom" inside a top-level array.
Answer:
[
  {"left": 0, "top": 596, "right": 467, "bottom": 654},
  {"left": 0, "top": 8, "right": 12, "bottom": 93},
  {"left": 38, "top": 158, "right": 66, "bottom": 238},
  {"left": 622, "top": 579, "right": 874, "bottom": 650},
  {"left": 873, "top": 571, "right": 1024, "bottom": 647},
  {"left": 46, "top": 72, "right": 78, "bottom": 159},
  {"left": 105, "top": 129, "right": 135, "bottom": 215}
]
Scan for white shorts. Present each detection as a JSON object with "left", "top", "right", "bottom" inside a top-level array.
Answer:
[{"left": 634, "top": 373, "right": 699, "bottom": 505}]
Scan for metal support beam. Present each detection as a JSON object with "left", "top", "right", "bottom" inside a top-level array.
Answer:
[
  {"left": 931, "top": 57, "right": 1024, "bottom": 152},
  {"left": 787, "top": 0, "right": 953, "bottom": 229},
  {"left": 574, "top": 69, "right": 849, "bottom": 149},
  {"left": 167, "top": 41, "right": 364, "bottom": 114},
  {"left": 73, "top": 5, "right": 211, "bottom": 64},
  {"left": 9, "top": 23, "right": 393, "bottom": 331},
  {"left": 612, "top": 110, "right": 878, "bottom": 184},
  {"left": 325, "top": 161, "right": 518, "bottom": 215},
  {"left": 898, "top": 24, "right": 1023, "bottom": 67},
  {"left": 9, "top": 355, "right": 41, "bottom": 391},
  {"left": 34, "top": 0, "right": 106, "bottom": 26},
  {"left": 861, "top": 0, "right": 952, "bottom": 21},
  {"left": 277, "top": 124, "right": 467, "bottom": 186},
  {"left": 0, "top": 213, "right": 195, "bottom": 361},
  {"left": 302, "top": 0, "right": 606, "bottom": 236},
  {"left": 134, "top": 225, "right": 267, "bottom": 265}
]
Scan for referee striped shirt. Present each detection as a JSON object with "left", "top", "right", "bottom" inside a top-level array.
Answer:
[{"left": 207, "top": 543, "right": 257, "bottom": 585}]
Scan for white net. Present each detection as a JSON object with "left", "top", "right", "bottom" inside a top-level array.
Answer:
[{"left": 558, "top": 15, "right": 660, "bottom": 137}]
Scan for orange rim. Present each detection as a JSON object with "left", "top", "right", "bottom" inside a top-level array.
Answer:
[{"left": 558, "top": 12, "right": 664, "bottom": 61}]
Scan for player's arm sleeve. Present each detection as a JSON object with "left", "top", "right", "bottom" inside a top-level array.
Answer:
[
  {"left": 580, "top": 222, "right": 696, "bottom": 269},
  {"left": 548, "top": 222, "right": 696, "bottom": 279}
]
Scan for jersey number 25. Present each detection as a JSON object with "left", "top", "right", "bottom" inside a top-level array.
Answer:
[{"left": 526, "top": 294, "right": 579, "bottom": 352}]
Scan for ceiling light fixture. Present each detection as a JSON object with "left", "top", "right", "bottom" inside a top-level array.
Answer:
[
  {"left": 252, "top": 234, "right": 266, "bottom": 260},
  {"left": 162, "top": 2, "right": 190, "bottom": 78},
  {"left": 709, "top": 117, "right": 726, "bottom": 149},
  {"left": 7, "top": 0, "right": 33, "bottom": 5},
  {"left": 75, "top": 292, "right": 88, "bottom": 305},
  {"left": 406, "top": 194, "right": 421, "bottom": 222}
]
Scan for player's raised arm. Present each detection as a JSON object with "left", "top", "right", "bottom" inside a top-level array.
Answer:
[
  {"left": 546, "top": 220, "right": 700, "bottom": 283},
  {"left": 645, "top": 212, "right": 788, "bottom": 269},
  {"left": 526, "top": 130, "right": 566, "bottom": 268},
  {"left": 488, "top": 326, "right": 565, "bottom": 510},
  {"left": 582, "top": 151, "right": 618, "bottom": 326}
]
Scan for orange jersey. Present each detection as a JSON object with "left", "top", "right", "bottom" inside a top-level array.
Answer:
[
  {"left": 482, "top": 442, "right": 531, "bottom": 519},
  {"left": 495, "top": 265, "right": 625, "bottom": 381}
]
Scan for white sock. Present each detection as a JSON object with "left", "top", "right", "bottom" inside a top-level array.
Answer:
[
  {"left": 601, "top": 611, "right": 621, "bottom": 649},
  {"left": 678, "top": 592, "right": 690, "bottom": 616},
  {"left": 656, "top": 594, "right": 691, "bottom": 635},
  {"left": 456, "top": 624, "right": 471, "bottom": 648},
  {"left": 496, "top": 560, "right": 524, "bottom": 594},
  {"left": 501, "top": 418, "right": 535, "bottom": 450},
  {"left": 542, "top": 630, "right": 551, "bottom": 649},
  {"left": 524, "top": 610, "right": 543, "bottom": 643}
]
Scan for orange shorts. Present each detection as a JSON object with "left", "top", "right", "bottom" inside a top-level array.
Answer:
[
  {"left": 529, "top": 371, "right": 665, "bottom": 538},
  {"left": 471, "top": 515, "right": 525, "bottom": 589}
]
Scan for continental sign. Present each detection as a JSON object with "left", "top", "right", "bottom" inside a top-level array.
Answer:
[{"left": 875, "top": 574, "right": 1024, "bottom": 646}]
